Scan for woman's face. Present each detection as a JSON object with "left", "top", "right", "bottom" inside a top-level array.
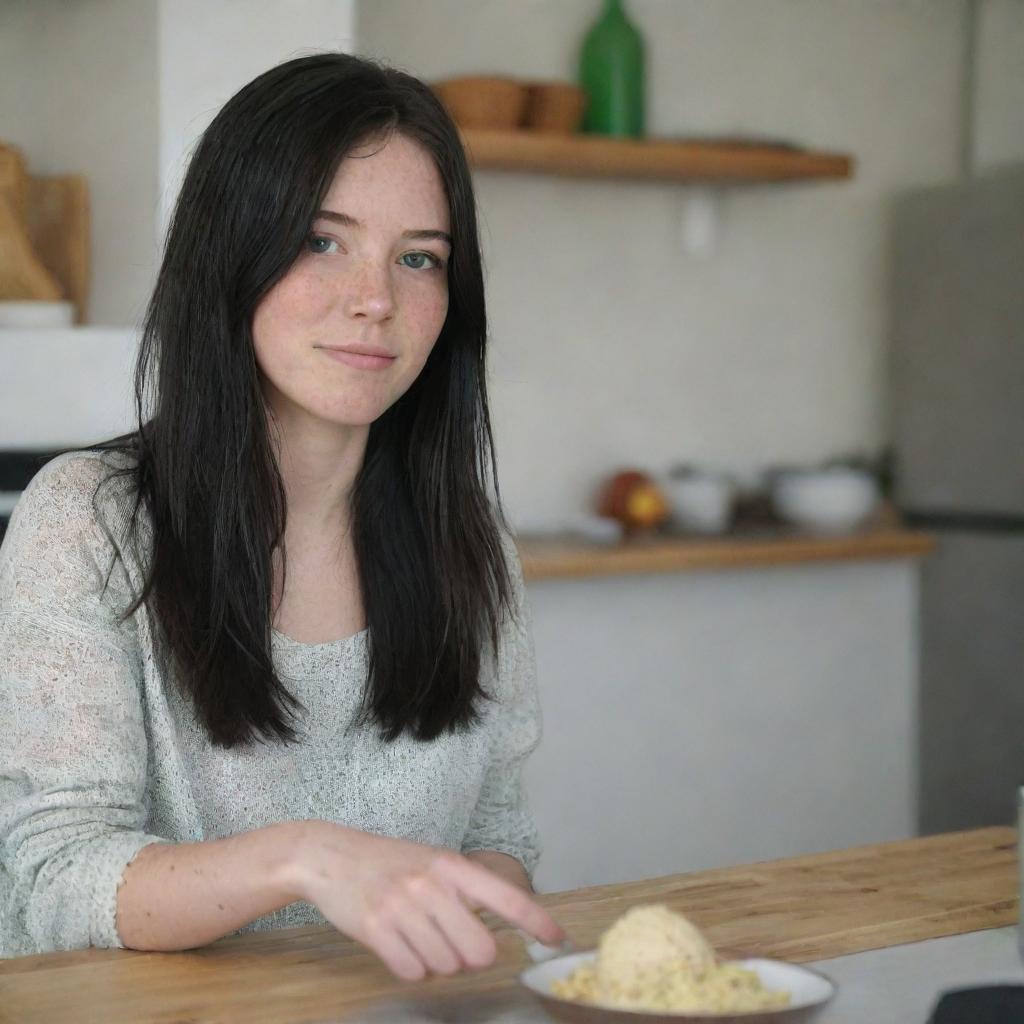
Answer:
[{"left": 252, "top": 132, "right": 451, "bottom": 433}]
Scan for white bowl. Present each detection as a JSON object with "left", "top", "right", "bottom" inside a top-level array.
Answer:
[
  {"left": 521, "top": 949, "right": 836, "bottom": 1022},
  {"left": 665, "top": 473, "right": 736, "bottom": 535},
  {"left": 0, "top": 301, "right": 75, "bottom": 328},
  {"left": 771, "top": 467, "right": 879, "bottom": 534}
]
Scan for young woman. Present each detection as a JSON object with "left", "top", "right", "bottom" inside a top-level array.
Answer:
[{"left": 0, "top": 52, "right": 565, "bottom": 979}]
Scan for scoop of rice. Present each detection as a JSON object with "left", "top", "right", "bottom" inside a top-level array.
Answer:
[
  {"left": 594, "top": 903, "right": 715, "bottom": 1000},
  {"left": 550, "top": 904, "right": 790, "bottom": 1013}
]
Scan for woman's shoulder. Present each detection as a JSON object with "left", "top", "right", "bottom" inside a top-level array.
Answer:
[
  {"left": 0, "top": 449, "right": 145, "bottom": 622},
  {"left": 26, "top": 448, "right": 131, "bottom": 491},
  {"left": 8, "top": 448, "right": 140, "bottom": 552}
]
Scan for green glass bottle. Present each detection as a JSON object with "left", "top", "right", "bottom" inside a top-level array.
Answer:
[{"left": 578, "top": 0, "right": 646, "bottom": 138}]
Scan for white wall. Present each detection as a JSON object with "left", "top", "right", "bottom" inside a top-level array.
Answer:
[
  {"left": 974, "top": 0, "right": 1024, "bottom": 172},
  {"left": 0, "top": 2, "right": 37, "bottom": 154},
  {"left": 358, "top": 0, "right": 968, "bottom": 526}
]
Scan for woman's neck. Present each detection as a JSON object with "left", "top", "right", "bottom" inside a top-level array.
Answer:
[{"left": 269, "top": 412, "right": 370, "bottom": 535}]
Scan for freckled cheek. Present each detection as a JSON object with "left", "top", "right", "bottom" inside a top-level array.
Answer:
[
  {"left": 253, "top": 276, "right": 330, "bottom": 373},
  {"left": 411, "top": 287, "right": 449, "bottom": 351},
  {"left": 266, "top": 277, "right": 332, "bottom": 333},
  {"left": 426, "top": 289, "right": 449, "bottom": 323}
]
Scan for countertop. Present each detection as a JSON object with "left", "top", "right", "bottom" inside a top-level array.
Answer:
[
  {"left": 518, "top": 527, "right": 936, "bottom": 581},
  {"left": 0, "top": 827, "right": 1013, "bottom": 1023}
]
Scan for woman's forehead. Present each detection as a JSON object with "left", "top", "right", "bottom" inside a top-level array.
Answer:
[{"left": 320, "top": 133, "right": 450, "bottom": 232}]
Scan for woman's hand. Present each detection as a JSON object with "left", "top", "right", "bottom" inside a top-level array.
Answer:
[{"left": 284, "top": 820, "right": 566, "bottom": 981}]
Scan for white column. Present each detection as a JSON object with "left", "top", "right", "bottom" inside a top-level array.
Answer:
[
  {"left": 157, "top": 0, "right": 357, "bottom": 233},
  {"left": 973, "top": 0, "right": 1024, "bottom": 173}
]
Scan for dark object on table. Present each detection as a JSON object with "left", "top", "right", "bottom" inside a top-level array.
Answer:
[{"left": 928, "top": 985, "right": 1024, "bottom": 1023}]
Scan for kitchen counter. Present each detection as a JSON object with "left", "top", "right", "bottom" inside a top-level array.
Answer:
[
  {"left": 0, "top": 827, "right": 1013, "bottom": 1023},
  {"left": 518, "top": 527, "right": 935, "bottom": 581}
]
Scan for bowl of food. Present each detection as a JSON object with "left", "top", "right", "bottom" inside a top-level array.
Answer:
[{"left": 520, "top": 905, "right": 836, "bottom": 1023}]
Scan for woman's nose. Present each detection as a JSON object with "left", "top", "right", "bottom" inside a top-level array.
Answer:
[{"left": 342, "top": 260, "right": 395, "bottom": 321}]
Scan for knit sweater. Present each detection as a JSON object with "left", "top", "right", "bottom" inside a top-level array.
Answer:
[{"left": 0, "top": 452, "right": 542, "bottom": 957}]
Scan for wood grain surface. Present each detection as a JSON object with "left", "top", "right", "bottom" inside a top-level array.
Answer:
[
  {"left": 0, "top": 191, "right": 63, "bottom": 302},
  {"left": 517, "top": 528, "right": 936, "bottom": 581},
  {"left": 0, "top": 143, "right": 28, "bottom": 225},
  {"left": 0, "top": 828, "right": 1014, "bottom": 1023},
  {"left": 25, "top": 174, "right": 90, "bottom": 323},
  {"left": 458, "top": 129, "right": 853, "bottom": 183}
]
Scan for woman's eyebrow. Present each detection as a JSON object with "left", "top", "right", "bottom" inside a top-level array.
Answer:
[{"left": 315, "top": 209, "right": 451, "bottom": 246}]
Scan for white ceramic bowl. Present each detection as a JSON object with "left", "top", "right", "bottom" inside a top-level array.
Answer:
[
  {"left": 521, "top": 949, "right": 836, "bottom": 1022},
  {"left": 771, "top": 467, "right": 879, "bottom": 534},
  {"left": 665, "top": 473, "right": 736, "bottom": 535},
  {"left": 0, "top": 300, "right": 75, "bottom": 328}
]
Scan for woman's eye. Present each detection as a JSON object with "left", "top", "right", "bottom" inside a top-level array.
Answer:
[
  {"left": 306, "top": 235, "right": 339, "bottom": 255},
  {"left": 400, "top": 252, "right": 445, "bottom": 271}
]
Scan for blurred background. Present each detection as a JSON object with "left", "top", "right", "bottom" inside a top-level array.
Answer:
[{"left": 1, "top": 0, "right": 1022, "bottom": 894}]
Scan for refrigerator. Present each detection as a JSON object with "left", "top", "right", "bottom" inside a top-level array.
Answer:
[{"left": 890, "top": 165, "right": 1024, "bottom": 835}]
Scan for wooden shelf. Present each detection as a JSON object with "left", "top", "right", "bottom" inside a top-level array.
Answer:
[
  {"left": 517, "top": 528, "right": 935, "bottom": 581},
  {"left": 459, "top": 129, "right": 854, "bottom": 184}
]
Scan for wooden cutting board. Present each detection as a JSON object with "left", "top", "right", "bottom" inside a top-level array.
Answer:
[
  {"left": 25, "top": 174, "right": 90, "bottom": 322},
  {"left": 0, "top": 141, "right": 90, "bottom": 320},
  {"left": 0, "top": 143, "right": 28, "bottom": 224},
  {"left": 0, "top": 191, "right": 63, "bottom": 302}
]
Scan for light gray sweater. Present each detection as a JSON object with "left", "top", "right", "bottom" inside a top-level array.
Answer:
[{"left": 0, "top": 452, "right": 542, "bottom": 957}]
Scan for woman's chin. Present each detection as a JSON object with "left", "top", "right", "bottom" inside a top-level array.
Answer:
[{"left": 316, "top": 404, "right": 391, "bottom": 430}]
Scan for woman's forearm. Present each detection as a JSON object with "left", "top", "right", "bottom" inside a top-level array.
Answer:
[
  {"left": 115, "top": 820, "right": 307, "bottom": 950},
  {"left": 115, "top": 820, "right": 564, "bottom": 980}
]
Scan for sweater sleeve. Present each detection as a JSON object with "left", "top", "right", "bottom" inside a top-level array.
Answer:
[
  {"left": 0, "top": 454, "right": 168, "bottom": 957},
  {"left": 460, "top": 536, "right": 543, "bottom": 881}
]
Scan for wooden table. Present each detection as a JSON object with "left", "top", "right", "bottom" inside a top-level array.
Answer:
[{"left": 0, "top": 827, "right": 1016, "bottom": 1023}]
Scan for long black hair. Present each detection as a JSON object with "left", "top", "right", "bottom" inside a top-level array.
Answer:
[{"left": 94, "top": 53, "right": 512, "bottom": 748}]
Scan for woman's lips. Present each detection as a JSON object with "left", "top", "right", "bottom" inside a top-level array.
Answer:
[{"left": 318, "top": 347, "right": 396, "bottom": 370}]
